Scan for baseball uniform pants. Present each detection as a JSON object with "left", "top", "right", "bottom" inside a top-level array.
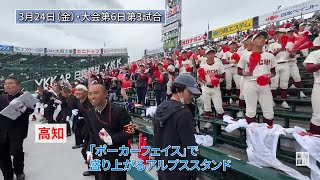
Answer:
[
  {"left": 202, "top": 86, "right": 224, "bottom": 115},
  {"left": 271, "top": 62, "right": 290, "bottom": 90},
  {"left": 243, "top": 80, "right": 274, "bottom": 123},
  {"left": 289, "top": 62, "right": 301, "bottom": 82},
  {"left": 225, "top": 67, "right": 240, "bottom": 90}
]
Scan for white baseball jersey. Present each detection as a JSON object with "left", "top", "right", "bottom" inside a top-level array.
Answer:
[
  {"left": 313, "top": 37, "right": 320, "bottom": 47},
  {"left": 175, "top": 59, "right": 194, "bottom": 74},
  {"left": 166, "top": 64, "right": 175, "bottom": 95},
  {"left": 201, "top": 60, "right": 225, "bottom": 85},
  {"left": 238, "top": 49, "right": 250, "bottom": 71},
  {"left": 222, "top": 51, "right": 237, "bottom": 68},
  {"left": 237, "top": 46, "right": 245, "bottom": 54},
  {"left": 303, "top": 50, "right": 320, "bottom": 84},
  {"left": 216, "top": 50, "right": 224, "bottom": 59},
  {"left": 238, "top": 52, "right": 277, "bottom": 81},
  {"left": 268, "top": 42, "right": 293, "bottom": 63},
  {"left": 238, "top": 48, "right": 249, "bottom": 57},
  {"left": 198, "top": 55, "right": 207, "bottom": 67}
]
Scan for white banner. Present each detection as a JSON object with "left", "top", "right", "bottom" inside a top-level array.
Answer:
[
  {"left": 34, "top": 73, "right": 72, "bottom": 88},
  {"left": 74, "top": 65, "right": 101, "bottom": 80},
  {"left": 259, "top": 0, "right": 320, "bottom": 26},
  {"left": 181, "top": 34, "right": 207, "bottom": 47},
  {"left": 75, "top": 49, "right": 101, "bottom": 55},
  {"left": 14, "top": 47, "right": 44, "bottom": 54},
  {"left": 46, "top": 48, "right": 73, "bottom": 55},
  {"left": 161, "top": 29, "right": 180, "bottom": 42},
  {"left": 102, "top": 48, "right": 127, "bottom": 55},
  {"left": 102, "top": 58, "right": 122, "bottom": 70},
  {"left": 146, "top": 47, "right": 164, "bottom": 56},
  {"left": 162, "top": 21, "right": 179, "bottom": 34},
  {"left": 164, "top": 13, "right": 180, "bottom": 26}
]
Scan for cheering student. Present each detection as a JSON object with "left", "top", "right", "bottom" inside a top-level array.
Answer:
[
  {"left": 0, "top": 77, "right": 35, "bottom": 180},
  {"left": 154, "top": 74, "right": 200, "bottom": 180},
  {"left": 60, "top": 87, "right": 77, "bottom": 137},
  {"left": 86, "top": 83, "right": 134, "bottom": 180},
  {"left": 133, "top": 64, "right": 148, "bottom": 105},
  {"left": 153, "top": 62, "right": 169, "bottom": 105},
  {"left": 72, "top": 84, "right": 97, "bottom": 177}
]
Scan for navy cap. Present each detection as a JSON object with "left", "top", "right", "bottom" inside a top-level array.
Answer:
[{"left": 173, "top": 74, "right": 201, "bottom": 95}]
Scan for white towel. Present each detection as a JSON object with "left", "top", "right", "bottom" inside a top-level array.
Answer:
[
  {"left": 194, "top": 134, "right": 213, "bottom": 147},
  {"left": 288, "top": 126, "right": 320, "bottom": 180},
  {"left": 146, "top": 106, "right": 157, "bottom": 118},
  {"left": 246, "top": 123, "right": 309, "bottom": 180},
  {"left": 223, "top": 115, "right": 248, "bottom": 133}
]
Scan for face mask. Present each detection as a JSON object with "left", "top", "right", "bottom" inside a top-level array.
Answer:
[{"left": 178, "top": 92, "right": 185, "bottom": 105}]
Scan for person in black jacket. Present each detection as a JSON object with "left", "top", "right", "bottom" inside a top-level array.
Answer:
[
  {"left": 60, "top": 87, "right": 77, "bottom": 137},
  {"left": 37, "top": 86, "right": 54, "bottom": 123},
  {"left": 154, "top": 74, "right": 201, "bottom": 180},
  {"left": 0, "top": 77, "right": 34, "bottom": 180},
  {"left": 108, "top": 79, "right": 118, "bottom": 102},
  {"left": 133, "top": 64, "right": 148, "bottom": 105},
  {"left": 73, "top": 84, "right": 96, "bottom": 177},
  {"left": 86, "top": 83, "right": 134, "bottom": 180}
]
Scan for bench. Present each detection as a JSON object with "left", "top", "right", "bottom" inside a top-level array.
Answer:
[
  {"left": 128, "top": 167, "right": 155, "bottom": 180},
  {"left": 128, "top": 96, "right": 138, "bottom": 102},
  {"left": 273, "top": 98, "right": 311, "bottom": 111},
  {"left": 146, "top": 98, "right": 156, "bottom": 106},
  {"left": 198, "top": 145, "right": 296, "bottom": 180},
  {"left": 132, "top": 119, "right": 154, "bottom": 147},
  {"left": 112, "top": 101, "right": 127, "bottom": 109},
  {"left": 228, "top": 106, "right": 311, "bottom": 128},
  {"left": 131, "top": 105, "right": 148, "bottom": 118}
]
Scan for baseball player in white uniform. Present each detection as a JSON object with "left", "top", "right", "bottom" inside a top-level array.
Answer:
[
  {"left": 268, "top": 28, "right": 292, "bottom": 109},
  {"left": 313, "top": 34, "right": 320, "bottom": 50},
  {"left": 197, "top": 46, "right": 208, "bottom": 67},
  {"left": 303, "top": 50, "right": 320, "bottom": 134},
  {"left": 199, "top": 48, "right": 225, "bottom": 129},
  {"left": 287, "top": 28, "right": 307, "bottom": 98},
  {"left": 296, "top": 23, "right": 312, "bottom": 57},
  {"left": 222, "top": 41, "right": 241, "bottom": 104},
  {"left": 236, "top": 34, "right": 254, "bottom": 118},
  {"left": 175, "top": 50, "right": 194, "bottom": 75},
  {"left": 238, "top": 31, "right": 276, "bottom": 125},
  {"left": 216, "top": 41, "right": 227, "bottom": 60}
]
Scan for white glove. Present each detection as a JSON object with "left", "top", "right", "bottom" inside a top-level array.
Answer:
[
  {"left": 66, "top": 116, "right": 70, "bottom": 122},
  {"left": 72, "top": 109, "right": 79, "bottom": 116},
  {"left": 43, "top": 104, "right": 48, "bottom": 108},
  {"left": 99, "top": 128, "right": 113, "bottom": 145},
  {"left": 20, "top": 106, "right": 27, "bottom": 113},
  {"left": 86, "top": 151, "right": 93, "bottom": 163},
  {"left": 54, "top": 99, "right": 62, "bottom": 104}
]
